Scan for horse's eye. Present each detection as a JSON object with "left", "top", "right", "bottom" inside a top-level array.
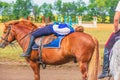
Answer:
[{"left": 3, "top": 31, "right": 7, "bottom": 34}]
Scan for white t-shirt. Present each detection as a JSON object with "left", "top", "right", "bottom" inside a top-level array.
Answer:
[
  {"left": 52, "top": 24, "right": 71, "bottom": 36},
  {"left": 116, "top": 1, "right": 120, "bottom": 11}
]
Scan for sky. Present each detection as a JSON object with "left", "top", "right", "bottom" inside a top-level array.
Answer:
[{"left": 1, "top": 0, "right": 89, "bottom": 5}]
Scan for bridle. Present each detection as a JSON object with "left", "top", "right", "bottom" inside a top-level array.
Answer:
[
  {"left": 0, "top": 25, "right": 12, "bottom": 45},
  {"left": 0, "top": 24, "right": 36, "bottom": 46}
]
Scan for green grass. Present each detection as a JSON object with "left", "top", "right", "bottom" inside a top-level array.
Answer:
[
  {"left": 0, "top": 45, "right": 25, "bottom": 62},
  {"left": 0, "top": 23, "right": 113, "bottom": 62},
  {"left": 84, "top": 24, "right": 113, "bottom": 61}
]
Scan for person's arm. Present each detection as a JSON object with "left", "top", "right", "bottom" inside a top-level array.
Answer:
[{"left": 114, "top": 11, "right": 120, "bottom": 32}]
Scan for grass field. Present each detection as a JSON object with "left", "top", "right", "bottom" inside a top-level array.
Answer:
[{"left": 0, "top": 23, "right": 114, "bottom": 62}]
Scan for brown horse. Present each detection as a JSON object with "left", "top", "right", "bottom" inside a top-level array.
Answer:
[{"left": 0, "top": 20, "right": 99, "bottom": 80}]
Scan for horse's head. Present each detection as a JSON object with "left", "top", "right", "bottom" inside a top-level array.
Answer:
[
  {"left": 0, "top": 19, "right": 38, "bottom": 48},
  {"left": 0, "top": 21, "right": 17, "bottom": 48}
]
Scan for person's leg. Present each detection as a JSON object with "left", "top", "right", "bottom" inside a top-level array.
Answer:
[
  {"left": 20, "top": 35, "right": 35, "bottom": 57},
  {"left": 20, "top": 25, "right": 54, "bottom": 57},
  {"left": 98, "top": 32, "right": 115, "bottom": 79},
  {"left": 98, "top": 30, "right": 120, "bottom": 79},
  {"left": 32, "top": 25, "right": 54, "bottom": 38},
  {"left": 98, "top": 48, "right": 111, "bottom": 79}
]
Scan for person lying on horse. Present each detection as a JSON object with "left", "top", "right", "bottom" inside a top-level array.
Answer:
[{"left": 20, "top": 23, "right": 74, "bottom": 57}]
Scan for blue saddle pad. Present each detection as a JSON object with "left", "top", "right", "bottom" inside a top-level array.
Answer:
[
  {"left": 43, "top": 36, "right": 64, "bottom": 48},
  {"left": 32, "top": 36, "right": 64, "bottom": 49}
]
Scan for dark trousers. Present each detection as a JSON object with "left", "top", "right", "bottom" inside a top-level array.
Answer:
[{"left": 31, "top": 25, "right": 54, "bottom": 38}]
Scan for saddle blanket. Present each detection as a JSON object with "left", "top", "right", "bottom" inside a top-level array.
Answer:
[{"left": 32, "top": 36, "right": 64, "bottom": 49}]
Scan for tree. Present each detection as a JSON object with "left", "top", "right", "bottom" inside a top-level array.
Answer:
[
  {"left": 32, "top": 5, "right": 41, "bottom": 21},
  {"left": 12, "top": 0, "right": 32, "bottom": 19},
  {"left": 0, "top": 1, "right": 13, "bottom": 22},
  {"left": 103, "top": 0, "right": 119, "bottom": 23},
  {"left": 40, "top": 3, "right": 53, "bottom": 22},
  {"left": 76, "top": 0, "right": 86, "bottom": 16},
  {"left": 54, "top": 0, "right": 62, "bottom": 14}
]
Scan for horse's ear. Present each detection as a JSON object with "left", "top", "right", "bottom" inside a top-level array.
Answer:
[
  {"left": 4, "top": 22, "right": 6, "bottom": 26},
  {"left": 4, "top": 20, "right": 19, "bottom": 27},
  {"left": 4, "top": 22, "right": 8, "bottom": 27}
]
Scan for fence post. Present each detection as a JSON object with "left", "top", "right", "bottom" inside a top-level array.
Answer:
[
  {"left": 42, "top": 16, "right": 45, "bottom": 23},
  {"left": 58, "top": 15, "right": 61, "bottom": 23},
  {"left": 93, "top": 16, "right": 97, "bottom": 27},
  {"left": 76, "top": 16, "right": 78, "bottom": 24},
  {"left": 78, "top": 16, "right": 82, "bottom": 25},
  {"left": 64, "top": 15, "right": 67, "bottom": 23},
  {"left": 69, "top": 16, "right": 72, "bottom": 26}
]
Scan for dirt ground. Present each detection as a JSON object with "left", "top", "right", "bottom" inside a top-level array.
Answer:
[{"left": 0, "top": 62, "right": 113, "bottom": 80}]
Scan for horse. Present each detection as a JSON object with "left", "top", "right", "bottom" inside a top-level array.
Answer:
[
  {"left": 0, "top": 19, "right": 100, "bottom": 80},
  {"left": 110, "top": 39, "right": 120, "bottom": 80}
]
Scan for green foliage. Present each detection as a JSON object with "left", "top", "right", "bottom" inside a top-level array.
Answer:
[
  {"left": 54, "top": 0, "right": 62, "bottom": 14},
  {"left": 41, "top": 3, "right": 53, "bottom": 17},
  {"left": 0, "top": 44, "right": 24, "bottom": 62},
  {"left": 32, "top": 5, "right": 41, "bottom": 21},
  {"left": 12, "top": 0, "right": 32, "bottom": 19},
  {"left": 0, "top": 0, "right": 119, "bottom": 23}
]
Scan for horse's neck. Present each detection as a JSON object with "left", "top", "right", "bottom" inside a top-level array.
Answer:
[{"left": 15, "top": 29, "right": 31, "bottom": 51}]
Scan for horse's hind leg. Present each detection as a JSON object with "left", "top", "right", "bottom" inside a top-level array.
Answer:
[
  {"left": 29, "top": 60, "right": 40, "bottom": 80},
  {"left": 78, "top": 61, "right": 88, "bottom": 80}
]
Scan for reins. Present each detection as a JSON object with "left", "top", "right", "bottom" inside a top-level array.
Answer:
[
  {"left": 1, "top": 24, "right": 36, "bottom": 47},
  {"left": 2, "top": 22, "right": 46, "bottom": 69},
  {"left": 18, "top": 28, "right": 36, "bottom": 42},
  {"left": 1, "top": 25, "right": 12, "bottom": 43}
]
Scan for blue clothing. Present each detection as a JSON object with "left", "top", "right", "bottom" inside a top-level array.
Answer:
[
  {"left": 31, "top": 25, "right": 53, "bottom": 38},
  {"left": 51, "top": 23, "right": 74, "bottom": 36},
  {"left": 31, "top": 23, "right": 74, "bottom": 38}
]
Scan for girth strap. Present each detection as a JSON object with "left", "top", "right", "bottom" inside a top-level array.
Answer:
[{"left": 38, "top": 36, "right": 46, "bottom": 69}]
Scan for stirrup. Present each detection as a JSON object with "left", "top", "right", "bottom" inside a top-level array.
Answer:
[{"left": 20, "top": 53, "right": 30, "bottom": 57}]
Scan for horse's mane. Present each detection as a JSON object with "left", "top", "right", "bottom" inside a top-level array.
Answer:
[
  {"left": 4, "top": 19, "right": 38, "bottom": 29},
  {"left": 4, "top": 19, "right": 84, "bottom": 33}
]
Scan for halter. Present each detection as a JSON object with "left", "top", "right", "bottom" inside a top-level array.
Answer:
[
  {"left": 0, "top": 24, "right": 36, "bottom": 45},
  {"left": 0, "top": 25, "right": 12, "bottom": 45}
]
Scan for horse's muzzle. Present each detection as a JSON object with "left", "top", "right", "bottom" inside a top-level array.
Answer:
[
  {"left": 0, "top": 37, "right": 7, "bottom": 48},
  {"left": 0, "top": 43, "right": 6, "bottom": 48}
]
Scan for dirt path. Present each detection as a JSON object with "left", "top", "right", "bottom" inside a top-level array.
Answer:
[
  {"left": 0, "top": 62, "right": 113, "bottom": 80},
  {"left": 0, "top": 62, "right": 82, "bottom": 80}
]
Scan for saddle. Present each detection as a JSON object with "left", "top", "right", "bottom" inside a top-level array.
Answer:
[
  {"left": 32, "top": 34, "right": 58, "bottom": 49},
  {"left": 32, "top": 25, "right": 84, "bottom": 49}
]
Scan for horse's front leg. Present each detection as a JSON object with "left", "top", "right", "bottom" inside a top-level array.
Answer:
[{"left": 29, "top": 60, "right": 40, "bottom": 80}]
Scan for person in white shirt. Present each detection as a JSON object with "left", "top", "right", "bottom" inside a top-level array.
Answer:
[{"left": 98, "top": 1, "right": 120, "bottom": 79}]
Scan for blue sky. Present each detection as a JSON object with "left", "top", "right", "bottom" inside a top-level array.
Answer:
[{"left": 1, "top": 0, "right": 89, "bottom": 5}]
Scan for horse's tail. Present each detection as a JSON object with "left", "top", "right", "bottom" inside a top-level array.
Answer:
[{"left": 87, "top": 37, "right": 100, "bottom": 80}]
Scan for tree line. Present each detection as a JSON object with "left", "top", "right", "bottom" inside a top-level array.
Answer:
[{"left": 0, "top": 0, "right": 119, "bottom": 23}]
